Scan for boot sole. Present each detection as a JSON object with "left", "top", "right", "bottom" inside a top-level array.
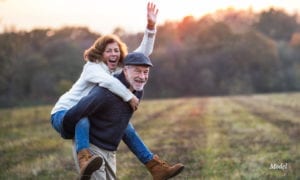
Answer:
[
  {"left": 168, "top": 165, "right": 185, "bottom": 179},
  {"left": 80, "top": 156, "right": 103, "bottom": 180}
]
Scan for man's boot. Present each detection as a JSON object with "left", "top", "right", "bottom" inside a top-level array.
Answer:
[
  {"left": 77, "top": 149, "right": 102, "bottom": 180},
  {"left": 145, "top": 155, "right": 184, "bottom": 180}
]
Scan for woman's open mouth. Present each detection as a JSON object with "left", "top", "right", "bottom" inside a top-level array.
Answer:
[
  {"left": 107, "top": 58, "right": 119, "bottom": 67},
  {"left": 108, "top": 59, "right": 117, "bottom": 64}
]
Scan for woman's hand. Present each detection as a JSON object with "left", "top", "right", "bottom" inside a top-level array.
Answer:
[
  {"left": 129, "top": 95, "right": 139, "bottom": 111},
  {"left": 147, "top": 2, "right": 159, "bottom": 30}
]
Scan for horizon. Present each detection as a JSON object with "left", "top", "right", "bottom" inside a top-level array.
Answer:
[{"left": 1, "top": 0, "right": 300, "bottom": 34}]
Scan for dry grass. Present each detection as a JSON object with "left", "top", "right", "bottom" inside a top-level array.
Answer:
[{"left": 0, "top": 93, "right": 299, "bottom": 179}]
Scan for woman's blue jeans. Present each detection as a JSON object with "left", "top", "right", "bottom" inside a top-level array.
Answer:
[
  {"left": 122, "top": 122, "right": 154, "bottom": 164},
  {"left": 50, "top": 110, "right": 153, "bottom": 164}
]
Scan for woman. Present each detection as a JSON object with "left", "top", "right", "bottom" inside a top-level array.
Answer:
[{"left": 51, "top": 2, "right": 183, "bottom": 179}]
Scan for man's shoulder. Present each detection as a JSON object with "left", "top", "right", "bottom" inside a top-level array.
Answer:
[
  {"left": 89, "top": 85, "right": 121, "bottom": 99},
  {"left": 135, "top": 91, "right": 144, "bottom": 100},
  {"left": 90, "top": 85, "right": 110, "bottom": 94}
]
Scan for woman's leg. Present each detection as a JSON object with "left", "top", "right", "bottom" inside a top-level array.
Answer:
[
  {"left": 52, "top": 110, "right": 101, "bottom": 178},
  {"left": 75, "top": 117, "right": 90, "bottom": 152},
  {"left": 122, "top": 123, "right": 184, "bottom": 179},
  {"left": 51, "top": 110, "right": 73, "bottom": 139},
  {"left": 73, "top": 117, "right": 102, "bottom": 179},
  {"left": 122, "top": 122, "right": 154, "bottom": 164}
]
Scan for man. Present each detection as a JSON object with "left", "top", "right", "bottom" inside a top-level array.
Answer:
[{"left": 63, "top": 52, "right": 184, "bottom": 179}]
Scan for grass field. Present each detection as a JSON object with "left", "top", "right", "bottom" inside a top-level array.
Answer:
[{"left": 0, "top": 93, "right": 299, "bottom": 179}]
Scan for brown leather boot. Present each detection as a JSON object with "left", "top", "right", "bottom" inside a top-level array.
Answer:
[
  {"left": 77, "top": 149, "right": 102, "bottom": 180},
  {"left": 146, "top": 155, "right": 184, "bottom": 180}
]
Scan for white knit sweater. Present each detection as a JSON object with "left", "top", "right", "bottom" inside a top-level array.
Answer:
[{"left": 51, "top": 29, "right": 156, "bottom": 114}]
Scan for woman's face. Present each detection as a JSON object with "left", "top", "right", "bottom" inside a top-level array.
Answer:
[{"left": 103, "top": 42, "right": 121, "bottom": 71}]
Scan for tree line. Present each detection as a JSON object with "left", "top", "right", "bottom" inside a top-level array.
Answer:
[{"left": 0, "top": 8, "right": 300, "bottom": 107}]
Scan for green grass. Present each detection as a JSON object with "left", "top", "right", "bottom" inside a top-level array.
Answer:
[{"left": 0, "top": 93, "right": 299, "bottom": 179}]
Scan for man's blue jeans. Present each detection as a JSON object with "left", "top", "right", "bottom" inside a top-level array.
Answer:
[{"left": 50, "top": 110, "right": 153, "bottom": 164}]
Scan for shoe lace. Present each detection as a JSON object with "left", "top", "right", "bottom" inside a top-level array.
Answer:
[
  {"left": 86, "top": 154, "right": 93, "bottom": 161},
  {"left": 79, "top": 151, "right": 92, "bottom": 161},
  {"left": 156, "top": 158, "right": 170, "bottom": 168}
]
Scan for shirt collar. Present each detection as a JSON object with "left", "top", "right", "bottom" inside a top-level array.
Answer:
[
  {"left": 115, "top": 71, "right": 130, "bottom": 88},
  {"left": 98, "top": 62, "right": 112, "bottom": 74}
]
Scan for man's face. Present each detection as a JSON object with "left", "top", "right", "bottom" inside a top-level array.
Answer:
[
  {"left": 103, "top": 42, "right": 120, "bottom": 71},
  {"left": 124, "top": 65, "right": 150, "bottom": 91}
]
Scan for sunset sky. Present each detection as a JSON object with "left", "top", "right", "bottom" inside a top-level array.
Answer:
[{"left": 0, "top": 0, "right": 300, "bottom": 34}]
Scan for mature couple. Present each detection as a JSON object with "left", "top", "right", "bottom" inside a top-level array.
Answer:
[{"left": 50, "top": 2, "right": 184, "bottom": 180}]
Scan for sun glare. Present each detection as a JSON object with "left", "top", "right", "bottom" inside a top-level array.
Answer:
[
  {"left": 156, "top": 0, "right": 300, "bottom": 22},
  {"left": 0, "top": 0, "right": 300, "bottom": 33}
]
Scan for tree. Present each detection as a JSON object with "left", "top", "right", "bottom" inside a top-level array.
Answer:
[{"left": 254, "top": 8, "right": 298, "bottom": 41}]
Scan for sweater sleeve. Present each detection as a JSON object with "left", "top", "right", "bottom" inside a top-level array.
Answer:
[
  {"left": 83, "top": 63, "right": 134, "bottom": 102},
  {"left": 133, "top": 28, "right": 156, "bottom": 56}
]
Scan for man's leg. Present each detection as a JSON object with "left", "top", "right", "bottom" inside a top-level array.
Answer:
[
  {"left": 122, "top": 123, "right": 185, "bottom": 179},
  {"left": 74, "top": 144, "right": 117, "bottom": 180}
]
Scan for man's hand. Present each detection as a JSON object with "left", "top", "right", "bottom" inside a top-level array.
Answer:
[
  {"left": 147, "top": 2, "right": 159, "bottom": 30},
  {"left": 129, "top": 95, "right": 139, "bottom": 111}
]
